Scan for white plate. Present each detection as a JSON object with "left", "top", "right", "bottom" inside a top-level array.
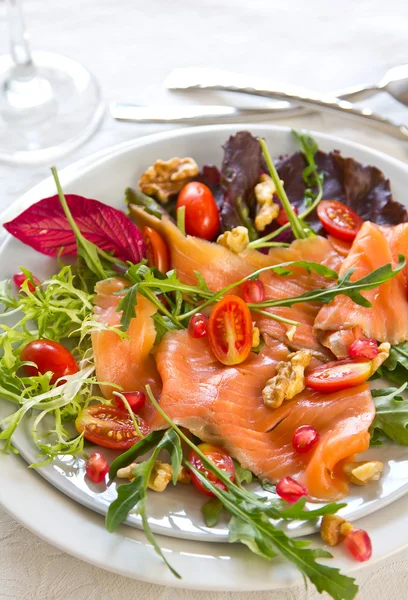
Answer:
[{"left": 1, "top": 124, "right": 408, "bottom": 588}]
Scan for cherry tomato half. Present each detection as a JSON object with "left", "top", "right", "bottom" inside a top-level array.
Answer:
[
  {"left": 20, "top": 340, "right": 79, "bottom": 384},
  {"left": 305, "top": 358, "right": 372, "bottom": 393},
  {"left": 317, "top": 200, "right": 363, "bottom": 242},
  {"left": 177, "top": 182, "right": 220, "bottom": 241},
  {"left": 208, "top": 295, "right": 253, "bottom": 365},
  {"left": 75, "top": 404, "right": 148, "bottom": 450},
  {"left": 85, "top": 452, "right": 109, "bottom": 483},
  {"left": 142, "top": 226, "right": 171, "bottom": 274},
  {"left": 188, "top": 443, "right": 235, "bottom": 497}
]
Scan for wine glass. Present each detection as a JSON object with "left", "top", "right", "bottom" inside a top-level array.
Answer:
[{"left": 0, "top": 0, "right": 104, "bottom": 165}]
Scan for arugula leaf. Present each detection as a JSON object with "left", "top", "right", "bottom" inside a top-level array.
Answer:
[
  {"left": 378, "top": 341, "right": 408, "bottom": 384},
  {"left": 202, "top": 498, "right": 224, "bottom": 527},
  {"left": 252, "top": 255, "right": 405, "bottom": 310},
  {"left": 125, "top": 187, "right": 173, "bottom": 221},
  {"left": 233, "top": 460, "right": 254, "bottom": 485},
  {"left": 371, "top": 384, "right": 408, "bottom": 444},
  {"left": 384, "top": 342, "right": 408, "bottom": 371},
  {"left": 145, "top": 386, "right": 358, "bottom": 600},
  {"left": 109, "top": 430, "right": 166, "bottom": 480},
  {"left": 259, "top": 138, "right": 314, "bottom": 240},
  {"left": 117, "top": 285, "right": 138, "bottom": 331},
  {"left": 248, "top": 131, "right": 323, "bottom": 249},
  {"left": 106, "top": 428, "right": 183, "bottom": 578}
]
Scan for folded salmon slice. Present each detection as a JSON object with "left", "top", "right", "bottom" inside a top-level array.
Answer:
[
  {"left": 92, "top": 278, "right": 161, "bottom": 405},
  {"left": 150, "top": 330, "right": 374, "bottom": 501},
  {"left": 130, "top": 206, "right": 342, "bottom": 360},
  {"left": 315, "top": 221, "right": 408, "bottom": 357}
]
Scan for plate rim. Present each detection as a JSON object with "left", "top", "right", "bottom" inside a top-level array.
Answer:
[{"left": 2, "top": 122, "right": 408, "bottom": 589}]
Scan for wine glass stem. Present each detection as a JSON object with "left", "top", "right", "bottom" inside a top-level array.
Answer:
[{"left": 6, "top": 0, "right": 35, "bottom": 79}]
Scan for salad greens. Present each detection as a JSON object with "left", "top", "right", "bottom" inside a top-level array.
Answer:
[
  {"left": 2, "top": 131, "right": 408, "bottom": 600},
  {"left": 106, "top": 386, "right": 356, "bottom": 600},
  {"left": 371, "top": 384, "right": 408, "bottom": 445}
]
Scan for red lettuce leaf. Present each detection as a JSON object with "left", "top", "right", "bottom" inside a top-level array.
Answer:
[
  {"left": 220, "top": 132, "right": 261, "bottom": 236},
  {"left": 3, "top": 194, "right": 146, "bottom": 263}
]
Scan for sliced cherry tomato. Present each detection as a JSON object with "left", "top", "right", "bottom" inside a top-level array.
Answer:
[
  {"left": 176, "top": 182, "right": 220, "bottom": 241},
  {"left": 317, "top": 200, "right": 363, "bottom": 242},
  {"left": 20, "top": 340, "right": 79, "bottom": 384},
  {"left": 276, "top": 204, "right": 298, "bottom": 226},
  {"left": 75, "top": 404, "right": 148, "bottom": 450},
  {"left": 242, "top": 279, "right": 265, "bottom": 303},
  {"left": 13, "top": 272, "right": 40, "bottom": 293},
  {"left": 113, "top": 391, "right": 146, "bottom": 413},
  {"left": 142, "top": 226, "right": 171, "bottom": 274},
  {"left": 344, "top": 528, "right": 372, "bottom": 562},
  {"left": 348, "top": 338, "right": 379, "bottom": 360},
  {"left": 188, "top": 313, "right": 208, "bottom": 338},
  {"left": 208, "top": 295, "right": 253, "bottom": 365},
  {"left": 85, "top": 452, "right": 109, "bottom": 483},
  {"left": 188, "top": 443, "right": 235, "bottom": 497},
  {"left": 305, "top": 358, "right": 372, "bottom": 393}
]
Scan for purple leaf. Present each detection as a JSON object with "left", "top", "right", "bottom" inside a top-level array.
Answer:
[{"left": 3, "top": 194, "right": 146, "bottom": 264}]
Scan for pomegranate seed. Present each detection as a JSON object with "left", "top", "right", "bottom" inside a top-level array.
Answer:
[
  {"left": 292, "top": 425, "right": 320, "bottom": 454},
  {"left": 85, "top": 452, "right": 109, "bottom": 483},
  {"left": 13, "top": 272, "right": 40, "bottom": 293},
  {"left": 242, "top": 280, "right": 265, "bottom": 303},
  {"left": 276, "top": 476, "right": 308, "bottom": 503},
  {"left": 348, "top": 338, "right": 378, "bottom": 360},
  {"left": 344, "top": 529, "right": 372, "bottom": 562},
  {"left": 114, "top": 391, "right": 146, "bottom": 413},
  {"left": 188, "top": 313, "right": 208, "bottom": 338},
  {"left": 276, "top": 204, "right": 299, "bottom": 226}
]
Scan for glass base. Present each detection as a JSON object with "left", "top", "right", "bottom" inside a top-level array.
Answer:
[{"left": 0, "top": 51, "right": 104, "bottom": 166}]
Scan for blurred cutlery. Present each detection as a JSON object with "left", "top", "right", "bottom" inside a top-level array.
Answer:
[{"left": 160, "top": 68, "right": 408, "bottom": 140}]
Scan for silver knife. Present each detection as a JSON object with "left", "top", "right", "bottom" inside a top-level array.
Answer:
[
  {"left": 162, "top": 68, "right": 408, "bottom": 140},
  {"left": 110, "top": 102, "right": 304, "bottom": 123}
]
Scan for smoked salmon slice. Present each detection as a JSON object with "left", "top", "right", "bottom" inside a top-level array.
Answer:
[
  {"left": 92, "top": 278, "right": 161, "bottom": 403},
  {"left": 149, "top": 330, "right": 374, "bottom": 500},
  {"left": 315, "top": 221, "right": 408, "bottom": 356},
  {"left": 130, "top": 206, "right": 341, "bottom": 360}
]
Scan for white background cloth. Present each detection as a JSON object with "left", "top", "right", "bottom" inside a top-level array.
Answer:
[{"left": 1, "top": 0, "right": 408, "bottom": 597}]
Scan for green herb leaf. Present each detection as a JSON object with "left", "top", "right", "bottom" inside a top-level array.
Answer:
[
  {"left": 379, "top": 341, "right": 408, "bottom": 384},
  {"left": 109, "top": 430, "right": 164, "bottom": 480},
  {"left": 202, "top": 498, "right": 224, "bottom": 527},
  {"left": 233, "top": 460, "right": 254, "bottom": 485},
  {"left": 117, "top": 285, "right": 138, "bottom": 331},
  {"left": 125, "top": 187, "right": 169, "bottom": 220},
  {"left": 371, "top": 384, "right": 408, "bottom": 444},
  {"left": 259, "top": 138, "right": 313, "bottom": 240},
  {"left": 253, "top": 255, "right": 406, "bottom": 310},
  {"left": 146, "top": 386, "right": 358, "bottom": 600}
]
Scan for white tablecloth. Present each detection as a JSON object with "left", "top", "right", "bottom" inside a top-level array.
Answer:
[{"left": 1, "top": 0, "right": 408, "bottom": 597}]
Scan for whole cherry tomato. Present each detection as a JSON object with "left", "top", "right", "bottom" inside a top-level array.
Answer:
[
  {"left": 177, "top": 182, "right": 220, "bottom": 241},
  {"left": 20, "top": 340, "right": 79, "bottom": 384}
]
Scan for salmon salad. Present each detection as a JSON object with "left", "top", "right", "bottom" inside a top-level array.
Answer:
[{"left": 2, "top": 130, "right": 408, "bottom": 600}]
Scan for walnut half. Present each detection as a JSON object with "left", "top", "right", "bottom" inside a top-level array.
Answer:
[
  {"left": 343, "top": 460, "right": 384, "bottom": 485},
  {"left": 117, "top": 460, "right": 191, "bottom": 492},
  {"left": 262, "top": 350, "right": 312, "bottom": 408},
  {"left": 139, "top": 157, "right": 199, "bottom": 203},
  {"left": 254, "top": 174, "right": 280, "bottom": 232},
  {"left": 217, "top": 226, "right": 249, "bottom": 253}
]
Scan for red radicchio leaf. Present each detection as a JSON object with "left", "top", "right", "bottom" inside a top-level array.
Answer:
[{"left": 3, "top": 194, "right": 146, "bottom": 264}]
